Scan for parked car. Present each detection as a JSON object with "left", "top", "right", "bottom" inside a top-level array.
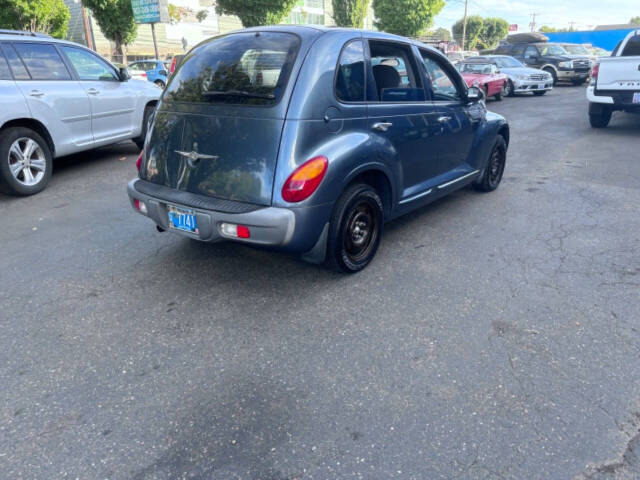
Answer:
[
  {"left": 587, "top": 29, "right": 640, "bottom": 128},
  {"left": 472, "top": 55, "right": 553, "bottom": 96},
  {"left": 128, "top": 26, "right": 509, "bottom": 272},
  {"left": 128, "top": 59, "right": 169, "bottom": 88},
  {"left": 0, "top": 29, "right": 161, "bottom": 196},
  {"left": 456, "top": 60, "right": 509, "bottom": 100},
  {"left": 559, "top": 43, "right": 597, "bottom": 65},
  {"left": 494, "top": 42, "right": 591, "bottom": 85}
]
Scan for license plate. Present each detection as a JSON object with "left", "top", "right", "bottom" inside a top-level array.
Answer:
[
  {"left": 633, "top": 92, "right": 640, "bottom": 104},
  {"left": 168, "top": 205, "right": 198, "bottom": 234}
]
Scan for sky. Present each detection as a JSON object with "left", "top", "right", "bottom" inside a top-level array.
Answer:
[{"left": 432, "top": 0, "right": 640, "bottom": 32}]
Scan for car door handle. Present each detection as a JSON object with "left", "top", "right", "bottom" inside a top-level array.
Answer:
[
  {"left": 87, "top": 88, "right": 100, "bottom": 95},
  {"left": 437, "top": 116, "right": 452, "bottom": 123},
  {"left": 29, "top": 90, "right": 44, "bottom": 97},
  {"left": 372, "top": 122, "right": 392, "bottom": 132}
]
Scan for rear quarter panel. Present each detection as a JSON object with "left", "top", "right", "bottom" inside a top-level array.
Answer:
[{"left": 0, "top": 79, "right": 30, "bottom": 127}]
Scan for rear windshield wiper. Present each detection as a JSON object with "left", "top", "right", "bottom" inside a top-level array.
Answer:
[{"left": 202, "top": 89, "right": 275, "bottom": 100}]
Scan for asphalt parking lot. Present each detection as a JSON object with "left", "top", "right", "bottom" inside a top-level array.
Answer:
[{"left": 2, "top": 85, "right": 640, "bottom": 479}]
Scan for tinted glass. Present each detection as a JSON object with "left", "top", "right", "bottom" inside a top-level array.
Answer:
[
  {"left": 524, "top": 46, "right": 538, "bottom": 59},
  {"left": 335, "top": 40, "right": 365, "bottom": 102},
  {"left": 13, "top": 43, "right": 70, "bottom": 80},
  {"left": 165, "top": 32, "right": 300, "bottom": 105},
  {"left": 2, "top": 44, "right": 30, "bottom": 80},
  {"left": 0, "top": 50, "right": 12, "bottom": 80},
  {"left": 458, "top": 63, "right": 493, "bottom": 74},
  {"left": 369, "top": 41, "right": 424, "bottom": 102},
  {"left": 422, "top": 53, "right": 460, "bottom": 101},
  {"left": 539, "top": 44, "right": 567, "bottom": 55},
  {"left": 510, "top": 45, "right": 525, "bottom": 55},
  {"left": 61, "top": 47, "right": 118, "bottom": 81},
  {"left": 621, "top": 35, "right": 640, "bottom": 56}
]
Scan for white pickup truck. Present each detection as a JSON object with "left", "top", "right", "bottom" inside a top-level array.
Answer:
[{"left": 587, "top": 29, "right": 640, "bottom": 128}]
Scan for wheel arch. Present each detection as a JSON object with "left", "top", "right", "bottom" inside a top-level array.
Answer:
[
  {"left": 1, "top": 118, "right": 56, "bottom": 157},
  {"left": 497, "top": 124, "right": 510, "bottom": 147},
  {"left": 344, "top": 166, "right": 394, "bottom": 218}
]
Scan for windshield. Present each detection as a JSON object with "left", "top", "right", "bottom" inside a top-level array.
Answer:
[
  {"left": 458, "top": 63, "right": 493, "bottom": 74},
  {"left": 164, "top": 32, "right": 300, "bottom": 105},
  {"left": 492, "top": 56, "right": 523, "bottom": 68},
  {"left": 563, "top": 45, "right": 589, "bottom": 55},
  {"left": 539, "top": 44, "right": 569, "bottom": 55}
]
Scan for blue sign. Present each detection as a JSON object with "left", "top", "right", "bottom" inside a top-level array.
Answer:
[{"left": 131, "top": 0, "right": 168, "bottom": 24}]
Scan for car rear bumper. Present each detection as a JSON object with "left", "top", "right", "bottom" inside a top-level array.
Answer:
[
  {"left": 513, "top": 78, "right": 553, "bottom": 92},
  {"left": 127, "top": 178, "right": 295, "bottom": 246}
]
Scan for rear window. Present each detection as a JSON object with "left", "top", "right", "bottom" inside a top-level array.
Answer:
[
  {"left": 164, "top": 32, "right": 300, "bottom": 105},
  {"left": 12, "top": 43, "right": 71, "bottom": 80},
  {"left": 621, "top": 35, "right": 640, "bottom": 56}
]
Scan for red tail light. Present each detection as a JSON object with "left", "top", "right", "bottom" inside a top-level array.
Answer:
[
  {"left": 590, "top": 62, "right": 599, "bottom": 86},
  {"left": 141, "top": 72, "right": 147, "bottom": 78},
  {"left": 136, "top": 151, "right": 143, "bottom": 170},
  {"left": 170, "top": 57, "right": 177, "bottom": 74},
  {"left": 281, "top": 156, "right": 328, "bottom": 203}
]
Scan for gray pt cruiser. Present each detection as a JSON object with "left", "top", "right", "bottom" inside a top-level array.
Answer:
[{"left": 128, "top": 26, "right": 509, "bottom": 272}]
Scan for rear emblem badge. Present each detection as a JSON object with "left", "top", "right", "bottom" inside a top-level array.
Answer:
[{"left": 175, "top": 143, "right": 218, "bottom": 166}]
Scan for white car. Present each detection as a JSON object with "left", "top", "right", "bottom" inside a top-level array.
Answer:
[
  {"left": 0, "top": 30, "right": 161, "bottom": 196},
  {"left": 587, "top": 29, "right": 640, "bottom": 128}
]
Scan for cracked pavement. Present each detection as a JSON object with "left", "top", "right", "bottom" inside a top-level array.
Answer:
[{"left": 1, "top": 86, "right": 640, "bottom": 479}]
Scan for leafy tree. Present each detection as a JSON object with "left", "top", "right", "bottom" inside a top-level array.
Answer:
[
  {"left": 373, "top": 0, "right": 444, "bottom": 37},
  {"left": 630, "top": 16, "right": 640, "bottom": 25},
  {"left": 0, "top": 0, "right": 70, "bottom": 38},
  {"left": 168, "top": 3, "right": 192, "bottom": 23},
  {"left": 332, "top": 0, "right": 370, "bottom": 28},
  {"left": 196, "top": 9, "right": 208, "bottom": 22},
  {"left": 82, "top": 0, "right": 137, "bottom": 64},
  {"left": 452, "top": 15, "right": 483, "bottom": 49},
  {"left": 479, "top": 17, "right": 508, "bottom": 49},
  {"left": 215, "top": 0, "right": 297, "bottom": 27},
  {"left": 539, "top": 25, "right": 556, "bottom": 33}
]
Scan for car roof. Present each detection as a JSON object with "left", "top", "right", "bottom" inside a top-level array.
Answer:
[{"left": 0, "top": 32, "right": 88, "bottom": 49}]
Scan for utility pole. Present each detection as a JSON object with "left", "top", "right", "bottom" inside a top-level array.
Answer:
[
  {"left": 81, "top": 6, "right": 93, "bottom": 50},
  {"left": 461, "top": 0, "right": 469, "bottom": 51},
  {"left": 529, "top": 12, "right": 539, "bottom": 32},
  {"left": 568, "top": 21, "right": 576, "bottom": 31}
]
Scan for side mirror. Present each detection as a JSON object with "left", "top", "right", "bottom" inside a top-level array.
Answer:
[
  {"left": 118, "top": 67, "right": 131, "bottom": 81},
  {"left": 467, "top": 86, "right": 485, "bottom": 102}
]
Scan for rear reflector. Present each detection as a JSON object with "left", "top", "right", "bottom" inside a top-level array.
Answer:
[
  {"left": 281, "top": 156, "right": 328, "bottom": 203},
  {"left": 220, "top": 223, "right": 251, "bottom": 239},
  {"left": 133, "top": 199, "right": 147, "bottom": 214}
]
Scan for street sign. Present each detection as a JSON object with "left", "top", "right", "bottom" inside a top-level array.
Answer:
[
  {"left": 509, "top": 24, "right": 518, "bottom": 32},
  {"left": 131, "top": 0, "right": 169, "bottom": 24}
]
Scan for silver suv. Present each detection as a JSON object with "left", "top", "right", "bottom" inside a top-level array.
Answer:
[{"left": 0, "top": 30, "right": 161, "bottom": 196}]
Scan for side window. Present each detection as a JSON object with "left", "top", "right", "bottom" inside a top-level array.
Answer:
[
  {"left": 494, "top": 45, "right": 510, "bottom": 55},
  {"left": 511, "top": 45, "right": 525, "bottom": 56},
  {"left": 61, "top": 47, "right": 118, "bottom": 81},
  {"left": 335, "top": 40, "right": 365, "bottom": 102},
  {"left": 621, "top": 35, "right": 640, "bottom": 56},
  {"left": 369, "top": 41, "right": 424, "bottom": 102},
  {"left": 524, "top": 46, "right": 538, "bottom": 59},
  {"left": 2, "top": 44, "right": 30, "bottom": 80},
  {"left": 12, "top": 43, "right": 71, "bottom": 80},
  {"left": 421, "top": 52, "right": 461, "bottom": 102},
  {"left": 0, "top": 49, "right": 12, "bottom": 80}
]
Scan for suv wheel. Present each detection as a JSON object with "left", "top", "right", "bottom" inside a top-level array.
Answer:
[
  {"left": 326, "top": 183, "right": 383, "bottom": 273},
  {"left": 589, "top": 107, "right": 612, "bottom": 128},
  {"left": 543, "top": 67, "right": 557, "bottom": 85},
  {"left": 473, "top": 136, "right": 507, "bottom": 192},
  {"left": 0, "top": 127, "right": 52, "bottom": 196}
]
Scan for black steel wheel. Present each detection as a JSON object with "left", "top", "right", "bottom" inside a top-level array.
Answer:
[
  {"left": 473, "top": 136, "right": 507, "bottom": 192},
  {"left": 326, "top": 183, "right": 383, "bottom": 273}
]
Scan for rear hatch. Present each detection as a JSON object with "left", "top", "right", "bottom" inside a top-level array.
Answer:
[
  {"left": 141, "top": 31, "right": 302, "bottom": 206},
  {"left": 597, "top": 56, "right": 640, "bottom": 91}
]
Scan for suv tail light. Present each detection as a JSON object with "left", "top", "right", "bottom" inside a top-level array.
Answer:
[
  {"left": 170, "top": 57, "right": 177, "bottom": 74},
  {"left": 281, "top": 156, "right": 328, "bottom": 203},
  {"left": 590, "top": 62, "right": 599, "bottom": 86}
]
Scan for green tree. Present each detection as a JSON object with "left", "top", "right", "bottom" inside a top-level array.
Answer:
[
  {"left": 372, "top": 0, "right": 444, "bottom": 37},
  {"left": 452, "top": 15, "right": 484, "bottom": 50},
  {"left": 539, "top": 25, "right": 556, "bottom": 33},
  {"left": 0, "top": 0, "right": 70, "bottom": 38},
  {"left": 479, "top": 17, "right": 508, "bottom": 49},
  {"left": 332, "top": 0, "right": 370, "bottom": 28},
  {"left": 82, "top": 0, "right": 137, "bottom": 64},
  {"left": 215, "top": 0, "right": 297, "bottom": 27},
  {"left": 630, "top": 16, "right": 640, "bottom": 25},
  {"left": 196, "top": 9, "right": 208, "bottom": 22},
  {"left": 168, "top": 3, "right": 191, "bottom": 23}
]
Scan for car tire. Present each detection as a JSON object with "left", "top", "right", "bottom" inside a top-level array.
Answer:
[
  {"left": 326, "top": 183, "right": 383, "bottom": 273},
  {"left": 505, "top": 80, "right": 515, "bottom": 97},
  {"left": 494, "top": 86, "right": 503, "bottom": 101},
  {"left": 0, "top": 127, "right": 52, "bottom": 196},
  {"left": 533, "top": 90, "right": 547, "bottom": 96},
  {"left": 543, "top": 67, "right": 557, "bottom": 85},
  {"left": 483, "top": 85, "right": 489, "bottom": 100},
  {"left": 154, "top": 80, "right": 165, "bottom": 89},
  {"left": 473, "top": 135, "right": 507, "bottom": 193},
  {"left": 589, "top": 108, "right": 612, "bottom": 128},
  {"left": 133, "top": 104, "right": 155, "bottom": 150}
]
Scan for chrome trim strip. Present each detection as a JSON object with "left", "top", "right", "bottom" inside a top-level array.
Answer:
[
  {"left": 399, "top": 188, "right": 432, "bottom": 205},
  {"left": 91, "top": 108, "right": 135, "bottom": 120},
  {"left": 437, "top": 170, "right": 479, "bottom": 189}
]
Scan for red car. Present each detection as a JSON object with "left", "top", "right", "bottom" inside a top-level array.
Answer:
[{"left": 457, "top": 61, "right": 508, "bottom": 100}]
